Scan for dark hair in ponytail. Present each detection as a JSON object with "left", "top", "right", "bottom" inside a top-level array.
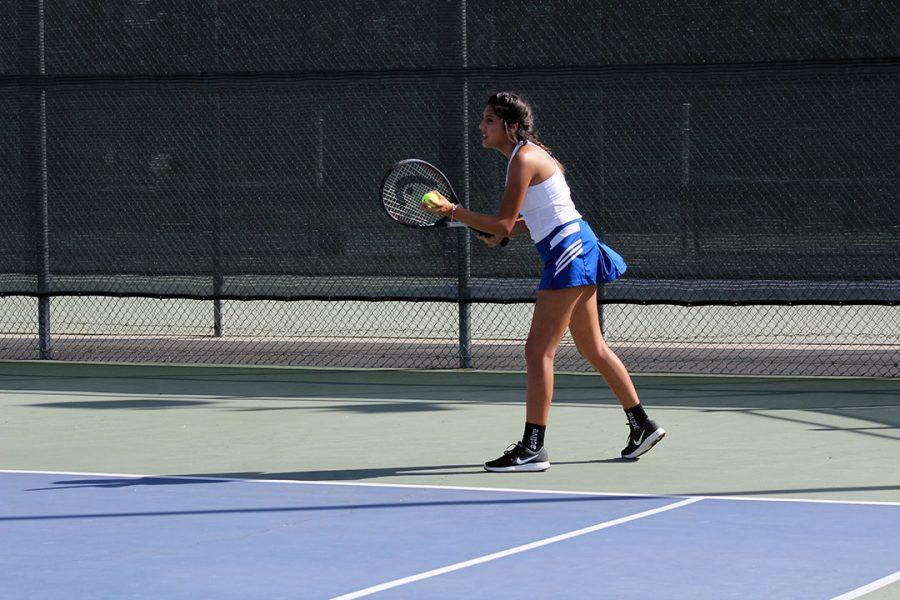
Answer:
[{"left": 487, "top": 91, "right": 561, "bottom": 167}]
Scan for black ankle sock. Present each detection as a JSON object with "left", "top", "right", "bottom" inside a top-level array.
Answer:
[
  {"left": 624, "top": 404, "right": 648, "bottom": 431},
  {"left": 522, "top": 422, "right": 546, "bottom": 451}
]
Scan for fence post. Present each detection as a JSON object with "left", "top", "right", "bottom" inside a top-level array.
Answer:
[
  {"left": 210, "top": 2, "right": 225, "bottom": 338},
  {"left": 457, "top": 0, "right": 473, "bottom": 368},
  {"left": 20, "top": 2, "right": 51, "bottom": 358},
  {"left": 37, "top": 80, "right": 50, "bottom": 357},
  {"left": 681, "top": 102, "right": 696, "bottom": 259}
]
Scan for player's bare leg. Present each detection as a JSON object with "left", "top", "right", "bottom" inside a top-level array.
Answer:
[{"left": 567, "top": 286, "right": 666, "bottom": 459}]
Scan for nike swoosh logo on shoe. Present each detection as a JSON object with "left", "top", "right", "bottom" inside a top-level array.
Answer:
[
  {"left": 515, "top": 454, "right": 539, "bottom": 465},
  {"left": 631, "top": 431, "right": 645, "bottom": 446}
]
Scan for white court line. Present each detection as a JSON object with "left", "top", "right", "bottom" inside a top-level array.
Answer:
[
  {"left": 831, "top": 570, "right": 900, "bottom": 600},
  {"left": 330, "top": 497, "right": 702, "bottom": 600},
  {"left": 2, "top": 469, "right": 900, "bottom": 507}
]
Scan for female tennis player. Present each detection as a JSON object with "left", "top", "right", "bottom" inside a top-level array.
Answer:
[{"left": 421, "top": 91, "right": 665, "bottom": 471}]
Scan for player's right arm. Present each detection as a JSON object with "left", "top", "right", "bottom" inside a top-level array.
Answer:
[{"left": 476, "top": 218, "right": 526, "bottom": 246}]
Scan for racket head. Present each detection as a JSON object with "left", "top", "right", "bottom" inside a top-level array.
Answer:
[{"left": 379, "top": 159, "right": 457, "bottom": 229}]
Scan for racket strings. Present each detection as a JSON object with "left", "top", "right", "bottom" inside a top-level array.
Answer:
[{"left": 382, "top": 162, "right": 452, "bottom": 227}]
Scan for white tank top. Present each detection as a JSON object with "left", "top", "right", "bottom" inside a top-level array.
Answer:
[{"left": 505, "top": 141, "right": 581, "bottom": 243}]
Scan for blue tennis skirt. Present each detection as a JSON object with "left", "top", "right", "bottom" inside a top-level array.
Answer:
[{"left": 535, "top": 218, "right": 627, "bottom": 290}]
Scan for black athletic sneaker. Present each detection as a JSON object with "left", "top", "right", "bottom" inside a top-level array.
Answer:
[
  {"left": 621, "top": 419, "right": 666, "bottom": 459},
  {"left": 484, "top": 442, "right": 550, "bottom": 472}
]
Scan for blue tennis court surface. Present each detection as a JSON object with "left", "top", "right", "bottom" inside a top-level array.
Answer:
[{"left": 2, "top": 471, "right": 898, "bottom": 599}]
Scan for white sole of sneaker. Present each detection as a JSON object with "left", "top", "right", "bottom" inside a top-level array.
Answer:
[
  {"left": 622, "top": 428, "right": 666, "bottom": 459},
  {"left": 484, "top": 461, "right": 551, "bottom": 473}
]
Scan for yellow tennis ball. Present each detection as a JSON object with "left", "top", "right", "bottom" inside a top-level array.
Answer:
[{"left": 421, "top": 192, "right": 440, "bottom": 208}]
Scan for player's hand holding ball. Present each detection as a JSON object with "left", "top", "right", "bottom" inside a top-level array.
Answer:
[{"left": 421, "top": 191, "right": 454, "bottom": 216}]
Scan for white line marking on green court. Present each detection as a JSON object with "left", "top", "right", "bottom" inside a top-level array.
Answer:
[
  {"left": 830, "top": 570, "right": 900, "bottom": 600},
  {"left": 329, "top": 497, "right": 702, "bottom": 600},
  {"left": 2, "top": 469, "right": 900, "bottom": 506}
]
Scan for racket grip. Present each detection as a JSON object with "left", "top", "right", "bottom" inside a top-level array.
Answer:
[{"left": 473, "top": 229, "right": 510, "bottom": 247}]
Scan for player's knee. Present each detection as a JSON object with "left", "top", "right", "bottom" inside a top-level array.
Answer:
[
  {"left": 524, "top": 340, "right": 556, "bottom": 365},
  {"left": 581, "top": 342, "right": 613, "bottom": 367}
]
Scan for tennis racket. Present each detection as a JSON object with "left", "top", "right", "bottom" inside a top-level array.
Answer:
[{"left": 379, "top": 159, "right": 509, "bottom": 246}]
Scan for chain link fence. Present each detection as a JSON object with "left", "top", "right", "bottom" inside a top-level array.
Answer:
[
  {"left": 0, "top": 297, "right": 896, "bottom": 376},
  {"left": 2, "top": 1, "right": 898, "bottom": 376}
]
